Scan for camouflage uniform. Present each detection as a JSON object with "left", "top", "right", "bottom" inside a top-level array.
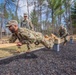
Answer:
[
  {"left": 59, "top": 26, "right": 69, "bottom": 45},
  {"left": 9, "top": 27, "right": 53, "bottom": 50},
  {"left": 6, "top": 20, "right": 54, "bottom": 50},
  {"left": 21, "top": 13, "right": 34, "bottom": 30}
]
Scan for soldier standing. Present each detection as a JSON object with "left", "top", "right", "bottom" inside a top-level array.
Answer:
[
  {"left": 21, "top": 13, "right": 34, "bottom": 30},
  {"left": 59, "top": 25, "right": 69, "bottom": 45},
  {"left": 6, "top": 20, "right": 53, "bottom": 52}
]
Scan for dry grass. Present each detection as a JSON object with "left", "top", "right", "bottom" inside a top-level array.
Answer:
[{"left": 0, "top": 44, "right": 43, "bottom": 58}]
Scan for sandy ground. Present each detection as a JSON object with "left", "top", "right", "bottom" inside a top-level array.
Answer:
[{"left": 0, "top": 43, "right": 16, "bottom": 48}]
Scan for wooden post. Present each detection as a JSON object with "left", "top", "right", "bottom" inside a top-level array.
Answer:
[{"left": 53, "top": 38, "right": 60, "bottom": 52}]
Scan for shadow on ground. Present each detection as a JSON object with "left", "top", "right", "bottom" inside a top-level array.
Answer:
[{"left": 0, "top": 52, "right": 38, "bottom": 65}]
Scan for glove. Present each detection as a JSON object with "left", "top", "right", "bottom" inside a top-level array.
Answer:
[{"left": 17, "top": 42, "right": 22, "bottom": 46}]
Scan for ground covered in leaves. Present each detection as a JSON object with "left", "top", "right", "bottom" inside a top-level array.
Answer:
[{"left": 0, "top": 42, "right": 76, "bottom": 75}]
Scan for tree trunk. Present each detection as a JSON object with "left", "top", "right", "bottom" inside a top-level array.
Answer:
[
  {"left": 51, "top": 8, "right": 54, "bottom": 33},
  {"left": 0, "top": 16, "right": 3, "bottom": 39},
  {"left": 15, "top": 0, "right": 19, "bottom": 20}
]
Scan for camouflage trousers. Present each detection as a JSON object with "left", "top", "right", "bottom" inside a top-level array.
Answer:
[{"left": 24, "top": 28, "right": 53, "bottom": 49}]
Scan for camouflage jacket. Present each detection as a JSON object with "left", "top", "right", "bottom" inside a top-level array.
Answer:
[
  {"left": 59, "top": 27, "right": 68, "bottom": 37},
  {"left": 21, "top": 19, "right": 34, "bottom": 30},
  {"left": 9, "top": 28, "right": 44, "bottom": 44}
]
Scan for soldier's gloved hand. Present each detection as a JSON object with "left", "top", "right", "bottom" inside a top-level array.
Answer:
[{"left": 16, "top": 42, "right": 22, "bottom": 46}]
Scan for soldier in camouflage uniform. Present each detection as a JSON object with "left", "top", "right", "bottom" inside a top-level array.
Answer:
[
  {"left": 21, "top": 13, "right": 34, "bottom": 30},
  {"left": 59, "top": 25, "right": 69, "bottom": 45},
  {"left": 6, "top": 20, "right": 53, "bottom": 52}
]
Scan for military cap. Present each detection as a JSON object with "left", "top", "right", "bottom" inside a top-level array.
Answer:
[
  {"left": 24, "top": 13, "right": 28, "bottom": 16},
  {"left": 6, "top": 20, "right": 18, "bottom": 27}
]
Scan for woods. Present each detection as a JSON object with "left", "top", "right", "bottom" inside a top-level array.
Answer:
[{"left": 0, "top": 0, "right": 76, "bottom": 39}]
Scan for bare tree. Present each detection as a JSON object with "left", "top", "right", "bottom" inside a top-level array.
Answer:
[{"left": 15, "top": 0, "right": 20, "bottom": 20}]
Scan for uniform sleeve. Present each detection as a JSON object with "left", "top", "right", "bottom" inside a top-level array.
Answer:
[
  {"left": 9, "top": 34, "right": 17, "bottom": 43},
  {"left": 61, "top": 28, "right": 68, "bottom": 38},
  {"left": 28, "top": 19, "right": 34, "bottom": 30},
  {"left": 64, "top": 28, "right": 68, "bottom": 34}
]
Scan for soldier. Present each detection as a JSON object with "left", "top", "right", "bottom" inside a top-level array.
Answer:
[
  {"left": 58, "top": 25, "right": 69, "bottom": 45},
  {"left": 21, "top": 13, "right": 34, "bottom": 30},
  {"left": 6, "top": 20, "right": 53, "bottom": 52}
]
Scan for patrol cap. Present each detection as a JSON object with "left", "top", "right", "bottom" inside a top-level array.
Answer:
[
  {"left": 24, "top": 13, "right": 28, "bottom": 16},
  {"left": 6, "top": 20, "right": 18, "bottom": 27},
  {"left": 60, "top": 25, "right": 64, "bottom": 28}
]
